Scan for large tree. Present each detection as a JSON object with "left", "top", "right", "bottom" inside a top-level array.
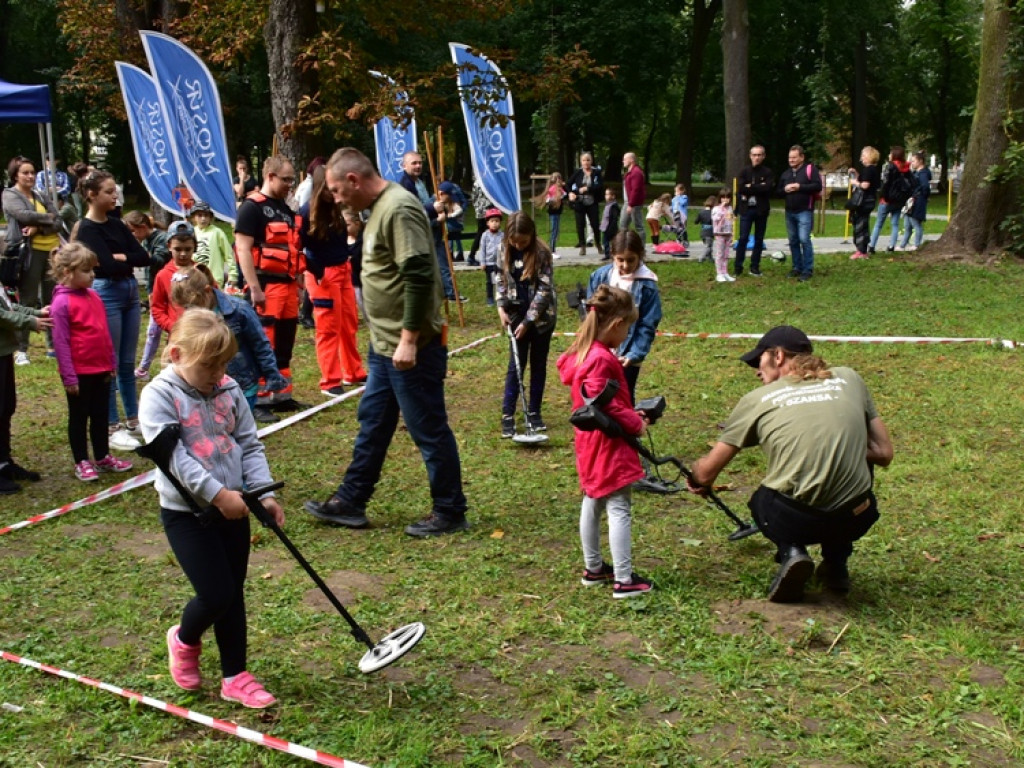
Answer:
[
  {"left": 721, "top": 0, "right": 749, "bottom": 182},
  {"left": 933, "top": 0, "right": 1023, "bottom": 256}
]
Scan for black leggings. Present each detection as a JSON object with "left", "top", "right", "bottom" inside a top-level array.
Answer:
[
  {"left": 161, "top": 508, "right": 251, "bottom": 677},
  {"left": 575, "top": 203, "right": 601, "bottom": 250},
  {"left": 66, "top": 373, "right": 111, "bottom": 462},
  {"left": 0, "top": 354, "right": 14, "bottom": 463},
  {"left": 503, "top": 325, "right": 552, "bottom": 416}
]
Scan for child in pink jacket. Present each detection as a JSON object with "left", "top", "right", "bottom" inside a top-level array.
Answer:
[
  {"left": 49, "top": 243, "right": 133, "bottom": 480},
  {"left": 557, "top": 284, "right": 652, "bottom": 599}
]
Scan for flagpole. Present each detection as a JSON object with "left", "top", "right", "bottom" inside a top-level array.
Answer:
[{"left": 423, "top": 129, "right": 465, "bottom": 328}]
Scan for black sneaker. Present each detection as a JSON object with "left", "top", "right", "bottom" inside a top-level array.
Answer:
[
  {"left": 526, "top": 412, "right": 547, "bottom": 432},
  {"left": 252, "top": 406, "right": 279, "bottom": 423},
  {"left": 303, "top": 496, "right": 370, "bottom": 528},
  {"left": 0, "top": 476, "right": 21, "bottom": 495},
  {"left": 788, "top": 269, "right": 800, "bottom": 278},
  {"left": 404, "top": 513, "right": 469, "bottom": 538},
  {"left": 767, "top": 546, "right": 814, "bottom": 603},
  {"left": 815, "top": 559, "right": 851, "bottom": 593},
  {"left": 798, "top": 273, "right": 812, "bottom": 282},
  {"left": 0, "top": 461, "right": 40, "bottom": 482},
  {"left": 749, "top": 270, "right": 763, "bottom": 277},
  {"left": 613, "top": 572, "right": 653, "bottom": 599},
  {"left": 501, "top": 415, "right": 516, "bottom": 439},
  {"left": 321, "top": 386, "right": 345, "bottom": 397},
  {"left": 580, "top": 562, "right": 615, "bottom": 586}
]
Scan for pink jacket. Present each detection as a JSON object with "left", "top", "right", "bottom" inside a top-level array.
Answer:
[
  {"left": 50, "top": 284, "right": 115, "bottom": 388},
  {"left": 557, "top": 341, "right": 644, "bottom": 498}
]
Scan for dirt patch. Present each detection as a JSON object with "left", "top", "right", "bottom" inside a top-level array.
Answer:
[
  {"left": 969, "top": 663, "right": 1006, "bottom": 688},
  {"left": 301, "top": 570, "right": 392, "bottom": 611},
  {"left": 711, "top": 597, "right": 851, "bottom": 646},
  {"left": 248, "top": 548, "right": 295, "bottom": 580},
  {"left": 689, "top": 722, "right": 792, "bottom": 758}
]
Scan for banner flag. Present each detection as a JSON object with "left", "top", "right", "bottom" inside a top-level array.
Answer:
[
  {"left": 140, "top": 31, "right": 236, "bottom": 223},
  {"left": 449, "top": 43, "right": 520, "bottom": 214},
  {"left": 115, "top": 62, "right": 182, "bottom": 216},
  {"left": 369, "top": 71, "right": 416, "bottom": 184}
]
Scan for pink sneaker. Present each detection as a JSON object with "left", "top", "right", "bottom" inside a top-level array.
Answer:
[
  {"left": 75, "top": 460, "right": 98, "bottom": 482},
  {"left": 221, "top": 671, "right": 277, "bottom": 709},
  {"left": 95, "top": 454, "right": 133, "bottom": 473},
  {"left": 166, "top": 625, "right": 202, "bottom": 690},
  {"left": 850, "top": 252, "right": 869, "bottom": 260}
]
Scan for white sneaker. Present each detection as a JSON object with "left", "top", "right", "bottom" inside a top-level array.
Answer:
[
  {"left": 715, "top": 273, "right": 735, "bottom": 283},
  {"left": 108, "top": 427, "right": 141, "bottom": 451},
  {"left": 14, "top": 351, "right": 29, "bottom": 366},
  {"left": 894, "top": 245, "right": 905, "bottom": 252}
]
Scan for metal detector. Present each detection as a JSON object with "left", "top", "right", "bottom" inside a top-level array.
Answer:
[
  {"left": 569, "top": 383, "right": 760, "bottom": 541},
  {"left": 137, "top": 426, "right": 426, "bottom": 674},
  {"left": 507, "top": 327, "right": 548, "bottom": 445}
]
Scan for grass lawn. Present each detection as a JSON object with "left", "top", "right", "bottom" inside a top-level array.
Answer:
[{"left": 1, "top": 252, "right": 1023, "bottom": 766}]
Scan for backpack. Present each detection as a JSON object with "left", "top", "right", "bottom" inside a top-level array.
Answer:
[
  {"left": 806, "top": 164, "right": 823, "bottom": 205},
  {"left": 884, "top": 165, "right": 914, "bottom": 207}
]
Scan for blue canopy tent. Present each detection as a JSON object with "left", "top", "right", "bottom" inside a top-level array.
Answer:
[{"left": 0, "top": 79, "right": 59, "bottom": 207}]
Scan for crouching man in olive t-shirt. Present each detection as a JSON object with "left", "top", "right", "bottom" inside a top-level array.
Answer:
[{"left": 687, "top": 326, "right": 893, "bottom": 602}]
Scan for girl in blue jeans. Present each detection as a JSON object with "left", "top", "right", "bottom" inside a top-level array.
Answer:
[{"left": 72, "top": 170, "right": 151, "bottom": 450}]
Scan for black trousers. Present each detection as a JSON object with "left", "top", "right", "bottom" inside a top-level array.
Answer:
[
  {"left": 66, "top": 373, "right": 111, "bottom": 462},
  {"left": 748, "top": 485, "right": 879, "bottom": 563},
  {"left": 574, "top": 203, "right": 601, "bottom": 250},
  {"left": 0, "top": 353, "right": 14, "bottom": 462},
  {"left": 851, "top": 208, "right": 871, "bottom": 253},
  {"left": 161, "top": 507, "right": 251, "bottom": 677}
]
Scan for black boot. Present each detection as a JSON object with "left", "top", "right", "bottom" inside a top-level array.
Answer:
[{"left": 767, "top": 545, "right": 813, "bottom": 603}]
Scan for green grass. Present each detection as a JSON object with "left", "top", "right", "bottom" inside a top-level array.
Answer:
[{"left": 2, "top": 253, "right": 1023, "bottom": 766}]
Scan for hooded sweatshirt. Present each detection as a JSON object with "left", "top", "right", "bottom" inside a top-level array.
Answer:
[
  {"left": 50, "top": 283, "right": 116, "bottom": 388},
  {"left": 138, "top": 366, "right": 274, "bottom": 512},
  {"left": 557, "top": 340, "right": 645, "bottom": 498}
]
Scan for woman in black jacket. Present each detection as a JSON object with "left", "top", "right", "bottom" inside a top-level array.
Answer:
[
  {"left": 848, "top": 146, "right": 881, "bottom": 259},
  {"left": 72, "top": 170, "right": 151, "bottom": 450}
]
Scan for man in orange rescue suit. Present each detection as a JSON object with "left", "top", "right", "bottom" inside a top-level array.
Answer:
[{"left": 233, "top": 155, "right": 303, "bottom": 409}]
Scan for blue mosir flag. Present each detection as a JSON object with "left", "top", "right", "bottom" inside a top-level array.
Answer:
[
  {"left": 115, "top": 62, "right": 182, "bottom": 216},
  {"left": 449, "top": 43, "right": 520, "bottom": 214},
  {"left": 369, "top": 71, "right": 416, "bottom": 184},
  {"left": 140, "top": 31, "right": 236, "bottom": 223}
]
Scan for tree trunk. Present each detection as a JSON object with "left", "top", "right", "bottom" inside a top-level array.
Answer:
[
  {"left": 675, "top": 0, "right": 722, "bottom": 186},
  {"left": 264, "top": 0, "right": 317, "bottom": 165},
  {"left": 934, "top": 0, "right": 1022, "bottom": 256},
  {"left": 851, "top": 31, "right": 867, "bottom": 162},
  {"left": 721, "top": 0, "right": 750, "bottom": 183}
]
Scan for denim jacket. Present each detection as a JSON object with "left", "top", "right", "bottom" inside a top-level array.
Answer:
[
  {"left": 214, "top": 289, "right": 287, "bottom": 395},
  {"left": 588, "top": 264, "right": 662, "bottom": 364}
]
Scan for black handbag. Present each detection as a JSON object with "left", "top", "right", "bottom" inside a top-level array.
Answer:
[
  {"left": 845, "top": 186, "right": 865, "bottom": 211},
  {"left": 0, "top": 237, "right": 30, "bottom": 289}
]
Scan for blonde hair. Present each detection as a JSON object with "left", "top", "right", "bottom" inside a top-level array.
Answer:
[
  {"left": 565, "top": 284, "right": 638, "bottom": 365},
  {"left": 262, "top": 154, "right": 292, "bottom": 181},
  {"left": 170, "top": 265, "right": 217, "bottom": 311},
  {"left": 861, "top": 146, "right": 880, "bottom": 165},
  {"left": 163, "top": 307, "right": 237, "bottom": 367},
  {"left": 658, "top": 193, "right": 672, "bottom": 205},
  {"left": 49, "top": 242, "right": 98, "bottom": 283},
  {"left": 780, "top": 351, "right": 832, "bottom": 381}
]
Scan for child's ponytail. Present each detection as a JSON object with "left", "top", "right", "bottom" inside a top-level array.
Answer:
[{"left": 565, "top": 284, "right": 638, "bottom": 365}]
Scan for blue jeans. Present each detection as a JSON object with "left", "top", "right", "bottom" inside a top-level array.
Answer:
[
  {"left": 900, "top": 216, "right": 923, "bottom": 248},
  {"left": 548, "top": 212, "right": 561, "bottom": 249},
  {"left": 93, "top": 277, "right": 141, "bottom": 425},
  {"left": 335, "top": 337, "right": 467, "bottom": 519},
  {"left": 869, "top": 202, "right": 903, "bottom": 250},
  {"left": 434, "top": 238, "right": 456, "bottom": 300},
  {"left": 784, "top": 209, "right": 814, "bottom": 276}
]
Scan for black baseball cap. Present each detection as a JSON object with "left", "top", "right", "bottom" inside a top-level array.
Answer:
[{"left": 740, "top": 325, "right": 813, "bottom": 367}]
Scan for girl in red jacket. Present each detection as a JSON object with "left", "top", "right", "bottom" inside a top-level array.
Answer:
[
  {"left": 49, "top": 243, "right": 133, "bottom": 481},
  {"left": 556, "top": 284, "right": 652, "bottom": 598}
]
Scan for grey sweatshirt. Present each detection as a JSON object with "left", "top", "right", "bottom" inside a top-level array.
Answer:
[{"left": 138, "top": 366, "right": 274, "bottom": 513}]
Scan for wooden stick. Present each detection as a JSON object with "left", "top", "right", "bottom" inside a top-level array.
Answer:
[{"left": 422, "top": 129, "right": 465, "bottom": 327}]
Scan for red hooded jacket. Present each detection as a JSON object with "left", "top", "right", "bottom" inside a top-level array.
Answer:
[{"left": 557, "top": 340, "right": 645, "bottom": 498}]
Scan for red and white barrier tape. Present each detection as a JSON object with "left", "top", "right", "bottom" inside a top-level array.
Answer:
[
  {"left": 0, "top": 470, "right": 157, "bottom": 537},
  {"left": 0, "top": 333, "right": 503, "bottom": 538},
  {"left": 555, "top": 330, "right": 1020, "bottom": 348},
  {"left": 0, "top": 650, "right": 370, "bottom": 768}
]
